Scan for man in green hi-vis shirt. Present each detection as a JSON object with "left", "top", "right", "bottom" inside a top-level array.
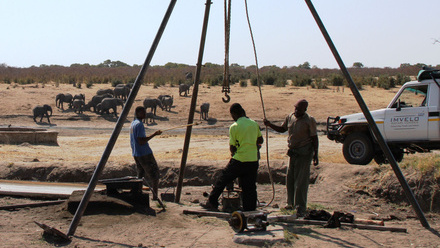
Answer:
[{"left": 201, "top": 103, "right": 264, "bottom": 211}]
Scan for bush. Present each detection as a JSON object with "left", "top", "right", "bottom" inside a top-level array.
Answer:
[
  {"left": 291, "top": 75, "right": 312, "bottom": 86},
  {"left": 206, "top": 75, "right": 222, "bottom": 86},
  {"left": 377, "top": 75, "right": 395, "bottom": 89},
  {"left": 395, "top": 74, "right": 411, "bottom": 85},
  {"left": 362, "top": 76, "right": 377, "bottom": 87},
  {"left": 239, "top": 80, "right": 247, "bottom": 87},
  {"left": 330, "top": 74, "right": 344, "bottom": 86},
  {"left": 311, "top": 80, "right": 328, "bottom": 89},
  {"left": 274, "top": 79, "right": 287, "bottom": 87},
  {"left": 250, "top": 76, "right": 258, "bottom": 86}
]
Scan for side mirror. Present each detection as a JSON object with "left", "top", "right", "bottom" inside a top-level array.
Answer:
[{"left": 396, "top": 99, "right": 401, "bottom": 111}]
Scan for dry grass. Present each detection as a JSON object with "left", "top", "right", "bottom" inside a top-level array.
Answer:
[{"left": 400, "top": 152, "right": 440, "bottom": 178}]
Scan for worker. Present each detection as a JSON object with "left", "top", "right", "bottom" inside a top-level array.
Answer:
[
  {"left": 263, "top": 99, "right": 319, "bottom": 217},
  {"left": 130, "top": 106, "right": 162, "bottom": 199},
  {"left": 202, "top": 103, "right": 264, "bottom": 211}
]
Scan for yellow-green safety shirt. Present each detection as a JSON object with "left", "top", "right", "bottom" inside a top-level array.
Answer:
[{"left": 229, "top": 116, "right": 262, "bottom": 162}]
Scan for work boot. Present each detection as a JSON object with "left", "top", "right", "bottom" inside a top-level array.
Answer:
[
  {"left": 200, "top": 201, "right": 219, "bottom": 211},
  {"left": 296, "top": 206, "right": 308, "bottom": 218},
  {"left": 281, "top": 204, "right": 294, "bottom": 210}
]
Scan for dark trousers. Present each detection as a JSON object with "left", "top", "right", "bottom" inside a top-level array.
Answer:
[{"left": 208, "top": 159, "right": 259, "bottom": 211}]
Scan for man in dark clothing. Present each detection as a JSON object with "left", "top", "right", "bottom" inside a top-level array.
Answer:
[
  {"left": 202, "top": 103, "right": 264, "bottom": 211},
  {"left": 130, "top": 106, "right": 162, "bottom": 198},
  {"left": 264, "top": 99, "right": 319, "bottom": 216}
]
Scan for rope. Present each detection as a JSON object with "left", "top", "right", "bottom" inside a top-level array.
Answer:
[
  {"left": 222, "top": 0, "right": 231, "bottom": 103},
  {"left": 244, "top": 0, "right": 275, "bottom": 208}
]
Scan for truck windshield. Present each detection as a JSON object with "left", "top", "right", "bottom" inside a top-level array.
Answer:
[{"left": 391, "top": 85, "right": 428, "bottom": 108}]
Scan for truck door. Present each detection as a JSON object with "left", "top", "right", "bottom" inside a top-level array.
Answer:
[{"left": 384, "top": 85, "right": 429, "bottom": 141}]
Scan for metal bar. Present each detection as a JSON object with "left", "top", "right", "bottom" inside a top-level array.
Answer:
[
  {"left": 66, "top": 0, "right": 178, "bottom": 237},
  {"left": 183, "top": 209, "right": 232, "bottom": 218},
  {"left": 303, "top": 0, "right": 429, "bottom": 228},
  {"left": 269, "top": 216, "right": 407, "bottom": 233},
  {"left": 175, "top": 0, "right": 213, "bottom": 203}
]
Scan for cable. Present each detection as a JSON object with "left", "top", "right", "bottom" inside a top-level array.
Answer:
[{"left": 244, "top": 0, "right": 275, "bottom": 208}]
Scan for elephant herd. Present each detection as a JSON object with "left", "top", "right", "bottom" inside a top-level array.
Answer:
[
  {"left": 55, "top": 90, "right": 126, "bottom": 118},
  {"left": 32, "top": 83, "right": 210, "bottom": 124}
]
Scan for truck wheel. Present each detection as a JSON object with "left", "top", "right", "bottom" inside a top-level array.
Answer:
[{"left": 343, "top": 133, "right": 374, "bottom": 165}]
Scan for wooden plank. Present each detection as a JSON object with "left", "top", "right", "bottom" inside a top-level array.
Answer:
[
  {"left": 0, "top": 180, "right": 105, "bottom": 199},
  {"left": 0, "top": 200, "right": 65, "bottom": 210}
]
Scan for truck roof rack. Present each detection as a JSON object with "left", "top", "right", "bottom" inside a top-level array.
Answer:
[{"left": 417, "top": 67, "right": 440, "bottom": 82}]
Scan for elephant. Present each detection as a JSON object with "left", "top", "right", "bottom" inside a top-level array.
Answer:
[
  {"left": 85, "top": 93, "right": 113, "bottom": 112},
  {"left": 55, "top": 93, "right": 73, "bottom": 110},
  {"left": 115, "top": 83, "right": 133, "bottom": 89},
  {"left": 143, "top": 98, "right": 163, "bottom": 116},
  {"left": 33, "top": 104, "right": 52, "bottom": 124},
  {"left": 73, "top": 93, "right": 85, "bottom": 102},
  {"left": 96, "top": 88, "right": 114, "bottom": 96},
  {"left": 158, "top": 94, "right": 171, "bottom": 102},
  {"left": 96, "top": 98, "right": 125, "bottom": 117},
  {"left": 143, "top": 112, "right": 155, "bottom": 124},
  {"left": 72, "top": 99, "right": 85, "bottom": 114},
  {"left": 200, "top": 102, "right": 210, "bottom": 120},
  {"left": 159, "top": 95, "right": 173, "bottom": 111},
  {"left": 179, "top": 84, "right": 191, "bottom": 97},
  {"left": 113, "top": 85, "right": 130, "bottom": 101}
]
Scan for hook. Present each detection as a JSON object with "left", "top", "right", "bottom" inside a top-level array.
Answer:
[{"left": 222, "top": 93, "right": 230, "bottom": 103}]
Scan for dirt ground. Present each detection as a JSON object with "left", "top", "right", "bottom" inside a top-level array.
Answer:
[{"left": 1, "top": 82, "right": 440, "bottom": 247}]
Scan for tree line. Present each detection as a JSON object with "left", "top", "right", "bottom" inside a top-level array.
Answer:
[{"left": 0, "top": 60, "right": 437, "bottom": 90}]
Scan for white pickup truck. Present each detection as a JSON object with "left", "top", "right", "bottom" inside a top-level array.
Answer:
[{"left": 327, "top": 68, "right": 440, "bottom": 165}]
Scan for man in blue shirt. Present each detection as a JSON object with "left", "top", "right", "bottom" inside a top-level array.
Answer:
[
  {"left": 130, "top": 106, "right": 162, "bottom": 199},
  {"left": 202, "top": 103, "right": 263, "bottom": 211}
]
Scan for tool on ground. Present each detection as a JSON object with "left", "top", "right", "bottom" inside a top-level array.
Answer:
[
  {"left": 221, "top": 186, "right": 241, "bottom": 213},
  {"left": 160, "top": 187, "right": 176, "bottom": 202},
  {"left": 34, "top": 221, "right": 70, "bottom": 242},
  {"left": 142, "top": 177, "right": 166, "bottom": 211},
  {"left": 229, "top": 210, "right": 269, "bottom": 233},
  {"left": 161, "top": 122, "right": 202, "bottom": 132}
]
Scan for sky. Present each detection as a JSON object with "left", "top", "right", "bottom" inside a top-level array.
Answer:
[{"left": 1, "top": 0, "right": 440, "bottom": 69}]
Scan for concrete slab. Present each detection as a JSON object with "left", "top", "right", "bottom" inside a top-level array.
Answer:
[{"left": 233, "top": 225, "right": 287, "bottom": 246}]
